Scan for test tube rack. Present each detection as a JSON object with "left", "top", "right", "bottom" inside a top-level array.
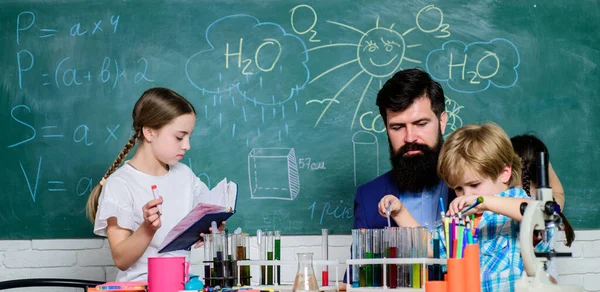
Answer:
[
  {"left": 236, "top": 259, "right": 341, "bottom": 291},
  {"left": 345, "top": 257, "right": 447, "bottom": 292},
  {"left": 203, "top": 258, "right": 249, "bottom": 288}
]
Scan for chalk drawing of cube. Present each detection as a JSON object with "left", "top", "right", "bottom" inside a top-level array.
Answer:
[{"left": 248, "top": 148, "right": 300, "bottom": 200}]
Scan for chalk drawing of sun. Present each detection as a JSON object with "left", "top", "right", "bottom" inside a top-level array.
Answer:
[{"left": 306, "top": 17, "right": 425, "bottom": 128}]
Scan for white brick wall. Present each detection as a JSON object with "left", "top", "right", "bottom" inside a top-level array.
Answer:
[
  {"left": 554, "top": 231, "right": 600, "bottom": 291},
  {"left": 0, "top": 231, "right": 597, "bottom": 291}
]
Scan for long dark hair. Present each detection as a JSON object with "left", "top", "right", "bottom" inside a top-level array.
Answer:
[{"left": 511, "top": 134, "right": 575, "bottom": 246}]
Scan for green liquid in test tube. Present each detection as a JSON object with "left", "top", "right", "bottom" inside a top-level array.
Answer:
[
  {"left": 267, "top": 231, "right": 274, "bottom": 285},
  {"left": 365, "top": 229, "right": 373, "bottom": 287},
  {"left": 358, "top": 229, "right": 366, "bottom": 287},
  {"left": 359, "top": 266, "right": 367, "bottom": 287},
  {"left": 274, "top": 231, "right": 281, "bottom": 285}
]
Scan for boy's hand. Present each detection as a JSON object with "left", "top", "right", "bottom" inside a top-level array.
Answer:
[
  {"left": 448, "top": 195, "right": 483, "bottom": 217},
  {"left": 378, "top": 195, "right": 404, "bottom": 217},
  {"left": 142, "top": 197, "right": 163, "bottom": 231}
]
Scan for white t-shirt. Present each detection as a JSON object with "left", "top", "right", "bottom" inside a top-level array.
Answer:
[{"left": 94, "top": 161, "right": 210, "bottom": 282}]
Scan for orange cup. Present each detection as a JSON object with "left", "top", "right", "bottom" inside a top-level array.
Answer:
[
  {"left": 463, "top": 244, "right": 481, "bottom": 292},
  {"left": 425, "top": 280, "right": 447, "bottom": 292},
  {"left": 447, "top": 258, "right": 465, "bottom": 292}
]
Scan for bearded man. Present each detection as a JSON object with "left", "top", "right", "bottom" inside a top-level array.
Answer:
[{"left": 353, "top": 68, "right": 454, "bottom": 231}]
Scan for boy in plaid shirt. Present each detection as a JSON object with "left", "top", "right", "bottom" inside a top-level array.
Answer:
[{"left": 379, "top": 123, "right": 538, "bottom": 291}]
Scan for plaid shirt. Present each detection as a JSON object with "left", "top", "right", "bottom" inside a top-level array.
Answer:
[{"left": 436, "top": 188, "right": 532, "bottom": 292}]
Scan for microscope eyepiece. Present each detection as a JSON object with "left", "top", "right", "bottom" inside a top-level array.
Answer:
[{"left": 536, "top": 152, "right": 550, "bottom": 189}]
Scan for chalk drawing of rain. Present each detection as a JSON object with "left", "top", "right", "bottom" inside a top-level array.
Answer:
[
  {"left": 304, "top": 5, "right": 451, "bottom": 128},
  {"left": 186, "top": 14, "right": 309, "bottom": 106},
  {"left": 185, "top": 15, "right": 309, "bottom": 144},
  {"left": 248, "top": 148, "right": 300, "bottom": 200}
]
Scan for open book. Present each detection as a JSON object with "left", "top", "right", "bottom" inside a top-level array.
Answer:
[{"left": 158, "top": 178, "right": 238, "bottom": 253}]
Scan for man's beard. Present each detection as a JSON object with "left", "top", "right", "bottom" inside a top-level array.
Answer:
[{"left": 389, "top": 132, "right": 443, "bottom": 192}]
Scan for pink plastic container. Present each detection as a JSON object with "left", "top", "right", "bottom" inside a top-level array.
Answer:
[{"left": 148, "top": 256, "right": 189, "bottom": 292}]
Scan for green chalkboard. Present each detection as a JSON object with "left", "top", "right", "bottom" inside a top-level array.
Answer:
[{"left": 1, "top": 0, "right": 599, "bottom": 238}]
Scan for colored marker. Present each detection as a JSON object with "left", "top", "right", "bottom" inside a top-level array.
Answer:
[
  {"left": 151, "top": 185, "right": 162, "bottom": 213},
  {"left": 459, "top": 196, "right": 484, "bottom": 217},
  {"left": 450, "top": 218, "right": 456, "bottom": 258},
  {"left": 456, "top": 225, "right": 464, "bottom": 258},
  {"left": 467, "top": 225, "right": 473, "bottom": 244},
  {"left": 439, "top": 197, "right": 446, "bottom": 219},
  {"left": 444, "top": 217, "right": 450, "bottom": 256}
]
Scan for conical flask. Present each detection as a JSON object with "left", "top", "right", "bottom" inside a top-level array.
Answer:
[{"left": 292, "top": 253, "right": 319, "bottom": 292}]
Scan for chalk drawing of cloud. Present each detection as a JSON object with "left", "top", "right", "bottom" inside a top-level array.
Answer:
[
  {"left": 425, "top": 38, "right": 520, "bottom": 93},
  {"left": 186, "top": 14, "right": 309, "bottom": 106}
]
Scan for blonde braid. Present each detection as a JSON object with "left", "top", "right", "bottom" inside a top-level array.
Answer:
[
  {"left": 105, "top": 134, "right": 139, "bottom": 179},
  {"left": 86, "top": 132, "right": 140, "bottom": 223}
]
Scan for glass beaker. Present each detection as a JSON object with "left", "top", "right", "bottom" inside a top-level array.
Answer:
[{"left": 292, "top": 253, "right": 319, "bottom": 292}]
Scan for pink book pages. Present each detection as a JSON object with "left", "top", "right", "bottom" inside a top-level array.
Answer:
[{"left": 160, "top": 203, "right": 226, "bottom": 249}]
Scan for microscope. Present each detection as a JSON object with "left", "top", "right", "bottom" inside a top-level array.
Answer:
[{"left": 515, "top": 152, "right": 582, "bottom": 291}]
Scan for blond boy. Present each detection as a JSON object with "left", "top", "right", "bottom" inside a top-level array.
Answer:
[{"left": 380, "top": 123, "right": 533, "bottom": 291}]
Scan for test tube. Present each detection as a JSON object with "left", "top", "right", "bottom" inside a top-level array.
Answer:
[
  {"left": 231, "top": 234, "right": 243, "bottom": 286},
  {"left": 204, "top": 234, "right": 213, "bottom": 287},
  {"left": 234, "top": 233, "right": 243, "bottom": 286},
  {"left": 274, "top": 230, "right": 281, "bottom": 285},
  {"left": 322, "top": 228, "right": 329, "bottom": 287},
  {"left": 432, "top": 230, "right": 442, "bottom": 280},
  {"left": 244, "top": 233, "right": 251, "bottom": 285},
  {"left": 399, "top": 227, "right": 410, "bottom": 287},
  {"left": 419, "top": 227, "right": 428, "bottom": 285},
  {"left": 373, "top": 229, "right": 382, "bottom": 287},
  {"left": 410, "top": 227, "right": 427, "bottom": 288},
  {"left": 150, "top": 185, "right": 162, "bottom": 213},
  {"left": 382, "top": 229, "right": 389, "bottom": 286},
  {"left": 224, "top": 229, "right": 231, "bottom": 286},
  {"left": 358, "top": 229, "right": 367, "bottom": 287},
  {"left": 214, "top": 233, "right": 226, "bottom": 281},
  {"left": 386, "top": 227, "right": 398, "bottom": 288},
  {"left": 351, "top": 229, "right": 360, "bottom": 288},
  {"left": 257, "top": 230, "right": 266, "bottom": 285},
  {"left": 229, "top": 232, "right": 236, "bottom": 287},
  {"left": 410, "top": 228, "right": 418, "bottom": 288},
  {"left": 365, "top": 229, "right": 373, "bottom": 287},
  {"left": 266, "top": 231, "right": 274, "bottom": 285}
]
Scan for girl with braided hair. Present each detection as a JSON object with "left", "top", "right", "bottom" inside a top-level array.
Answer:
[
  {"left": 86, "top": 87, "right": 215, "bottom": 281},
  {"left": 511, "top": 134, "right": 575, "bottom": 284},
  {"left": 511, "top": 134, "right": 565, "bottom": 209}
]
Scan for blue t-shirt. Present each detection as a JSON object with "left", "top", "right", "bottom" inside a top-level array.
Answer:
[{"left": 354, "top": 171, "right": 450, "bottom": 231}]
